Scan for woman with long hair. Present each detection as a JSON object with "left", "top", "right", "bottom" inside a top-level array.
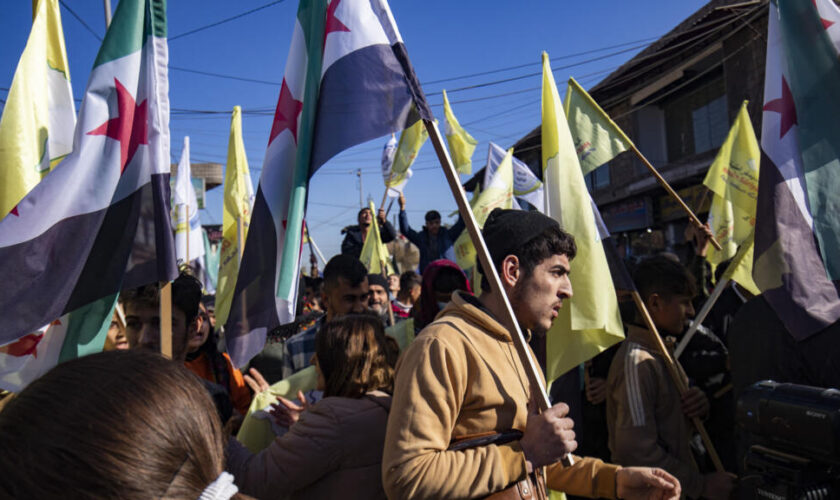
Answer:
[
  {"left": 0, "top": 350, "right": 246, "bottom": 500},
  {"left": 228, "top": 314, "right": 399, "bottom": 499}
]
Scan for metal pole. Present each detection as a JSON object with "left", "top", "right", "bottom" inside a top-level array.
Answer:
[
  {"left": 103, "top": 0, "right": 112, "bottom": 28},
  {"left": 674, "top": 277, "right": 729, "bottom": 359},
  {"left": 357, "top": 169, "right": 363, "bottom": 208}
]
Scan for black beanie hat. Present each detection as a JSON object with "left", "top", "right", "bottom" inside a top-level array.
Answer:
[
  {"left": 482, "top": 208, "right": 560, "bottom": 264},
  {"left": 367, "top": 273, "right": 389, "bottom": 289}
]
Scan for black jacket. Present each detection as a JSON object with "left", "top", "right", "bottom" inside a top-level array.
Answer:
[{"left": 340, "top": 220, "right": 397, "bottom": 259}]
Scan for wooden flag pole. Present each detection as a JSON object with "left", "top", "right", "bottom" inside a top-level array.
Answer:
[
  {"left": 628, "top": 144, "right": 722, "bottom": 251},
  {"left": 185, "top": 203, "right": 190, "bottom": 265},
  {"left": 381, "top": 259, "right": 396, "bottom": 327},
  {"left": 629, "top": 290, "right": 725, "bottom": 472},
  {"left": 160, "top": 282, "right": 173, "bottom": 359},
  {"left": 237, "top": 217, "right": 245, "bottom": 263},
  {"left": 423, "top": 118, "right": 573, "bottom": 467},
  {"left": 380, "top": 187, "right": 390, "bottom": 212},
  {"left": 674, "top": 277, "right": 730, "bottom": 359}
]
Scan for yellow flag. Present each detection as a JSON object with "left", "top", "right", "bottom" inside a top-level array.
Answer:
[
  {"left": 0, "top": 0, "right": 75, "bottom": 220},
  {"left": 542, "top": 52, "right": 624, "bottom": 382},
  {"left": 720, "top": 231, "right": 760, "bottom": 296},
  {"left": 453, "top": 150, "right": 514, "bottom": 270},
  {"left": 359, "top": 201, "right": 394, "bottom": 275},
  {"left": 443, "top": 89, "right": 478, "bottom": 175},
  {"left": 236, "top": 365, "right": 318, "bottom": 453},
  {"left": 216, "top": 106, "right": 256, "bottom": 327},
  {"left": 386, "top": 318, "right": 415, "bottom": 351},
  {"left": 391, "top": 115, "right": 429, "bottom": 176},
  {"left": 703, "top": 101, "right": 760, "bottom": 269},
  {"left": 563, "top": 77, "right": 633, "bottom": 175}
]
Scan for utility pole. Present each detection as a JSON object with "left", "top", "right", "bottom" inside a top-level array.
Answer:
[
  {"left": 357, "top": 169, "right": 363, "bottom": 208},
  {"left": 104, "top": 0, "right": 112, "bottom": 28}
]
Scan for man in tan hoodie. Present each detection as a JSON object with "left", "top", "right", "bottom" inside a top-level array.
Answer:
[{"left": 383, "top": 208, "right": 682, "bottom": 500}]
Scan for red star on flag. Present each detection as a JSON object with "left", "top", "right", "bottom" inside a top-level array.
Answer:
[
  {"left": 9, "top": 205, "right": 18, "bottom": 217},
  {"left": 324, "top": 0, "right": 351, "bottom": 48},
  {"left": 269, "top": 79, "right": 304, "bottom": 145},
  {"left": 0, "top": 333, "right": 44, "bottom": 358},
  {"left": 763, "top": 77, "right": 798, "bottom": 139},
  {"left": 813, "top": 0, "right": 835, "bottom": 29},
  {"left": 87, "top": 78, "right": 149, "bottom": 174}
]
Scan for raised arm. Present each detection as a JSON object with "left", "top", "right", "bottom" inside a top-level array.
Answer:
[
  {"left": 378, "top": 208, "right": 397, "bottom": 243},
  {"left": 397, "top": 194, "right": 421, "bottom": 247}
]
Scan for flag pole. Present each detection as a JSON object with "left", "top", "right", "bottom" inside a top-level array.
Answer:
[
  {"left": 381, "top": 259, "right": 395, "bottom": 327},
  {"left": 566, "top": 78, "right": 720, "bottom": 251},
  {"left": 423, "top": 118, "right": 573, "bottom": 467},
  {"left": 629, "top": 144, "right": 722, "bottom": 251},
  {"left": 380, "top": 187, "right": 390, "bottom": 213},
  {"left": 185, "top": 203, "right": 190, "bottom": 265},
  {"left": 307, "top": 230, "right": 327, "bottom": 266},
  {"left": 237, "top": 217, "right": 245, "bottom": 263},
  {"left": 103, "top": 0, "right": 112, "bottom": 28},
  {"left": 629, "top": 290, "right": 725, "bottom": 472},
  {"left": 160, "top": 282, "right": 173, "bottom": 359},
  {"left": 674, "top": 277, "right": 729, "bottom": 359},
  {"left": 114, "top": 301, "right": 126, "bottom": 330}
]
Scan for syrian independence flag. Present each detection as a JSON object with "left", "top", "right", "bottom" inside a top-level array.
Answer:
[
  {"left": 753, "top": 0, "right": 840, "bottom": 340},
  {"left": 225, "top": 0, "right": 431, "bottom": 367},
  {"left": 0, "top": 0, "right": 176, "bottom": 347}
]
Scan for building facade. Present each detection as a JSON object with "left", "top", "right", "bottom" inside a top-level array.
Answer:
[{"left": 513, "top": 0, "right": 768, "bottom": 262}]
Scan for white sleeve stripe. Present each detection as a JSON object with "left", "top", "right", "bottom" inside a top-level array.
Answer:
[{"left": 624, "top": 343, "right": 646, "bottom": 426}]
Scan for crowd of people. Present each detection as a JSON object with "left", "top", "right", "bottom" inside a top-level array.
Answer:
[{"left": 1, "top": 197, "right": 837, "bottom": 500}]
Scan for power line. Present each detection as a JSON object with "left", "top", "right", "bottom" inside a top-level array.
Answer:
[
  {"left": 169, "top": 0, "right": 289, "bottom": 42},
  {"left": 421, "top": 36, "right": 659, "bottom": 86},
  {"left": 170, "top": 66, "right": 281, "bottom": 86},
  {"left": 59, "top": 0, "right": 103, "bottom": 42}
]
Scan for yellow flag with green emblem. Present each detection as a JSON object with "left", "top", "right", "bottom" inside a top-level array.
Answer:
[
  {"left": 359, "top": 201, "right": 394, "bottom": 275},
  {"left": 443, "top": 89, "right": 478, "bottom": 175},
  {"left": 0, "top": 0, "right": 75, "bottom": 220},
  {"left": 564, "top": 77, "right": 632, "bottom": 176},
  {"left": 452, "top": 149, "right": 514, "bottom": 270},
  {"left": 542, "top": 53, "right": 624, "bottom": 382},
  {"left": 391, "top": 113, "right": 429, "bottom": 176},
  {"left": 703, "top": 101, "right": 760, "bottom": 272},
  {"left": 216, "top": 106, "right": 256, "bottom": 327}
]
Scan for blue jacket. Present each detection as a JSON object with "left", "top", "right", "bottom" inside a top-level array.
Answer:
[{"left": 399, "top": 210, "right": 465, "bottom": 274}]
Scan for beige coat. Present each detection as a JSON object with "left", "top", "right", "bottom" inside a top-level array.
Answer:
[
  {"left": 228, "top": 391, "right": 391, "bottom": 500},
  {"left": 606, "top": 325, "right": 703, "bottom": 498},
  {"left": 383, "top": 291, "right": 620, "bottom": 499}
]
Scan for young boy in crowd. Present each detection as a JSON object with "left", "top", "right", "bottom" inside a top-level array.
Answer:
[{"left": 606, "top": 255, "right": 734, "bottom": 500}]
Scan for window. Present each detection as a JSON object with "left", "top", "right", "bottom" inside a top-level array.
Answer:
[
  {"left": 585, "top": 164, "right": 611, "bottom": 191},
  {"left": 692, "top": 95, "right": 728, "bottom": 154},
  {"left": 593, "top": 163, "right": 611, "bottom": 188},
  {"left": 663, "top": 74, "right": 727, "bottom": 162}
]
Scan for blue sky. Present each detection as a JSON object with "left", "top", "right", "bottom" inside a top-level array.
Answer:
[{"left": 1, "top": 0, "right": 709, "bottom": 262}]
